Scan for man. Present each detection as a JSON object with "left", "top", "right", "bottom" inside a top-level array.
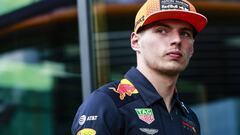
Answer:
[{"left": 72, "top": 0, "right": 207, "bottom": 135}]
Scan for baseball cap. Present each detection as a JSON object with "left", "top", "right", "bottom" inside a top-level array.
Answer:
[{"left": 134, "top": 0, "right": 208, "bottom": 33}]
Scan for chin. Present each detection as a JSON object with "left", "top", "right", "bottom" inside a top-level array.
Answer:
[
  {"left": 157, "top": 64, "right": 187, "bottom": 75},
  {"left": 169, "top": 61, "right": 188, "bottom": 71}
]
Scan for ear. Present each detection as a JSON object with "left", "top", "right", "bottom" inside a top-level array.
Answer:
[
  {"left": 190, "top": 48, "right": 194, "bottom": 58},
  {"left": 189, "top": 40, "right": 195, "bottom": 57},
  {"left": 131, "top": 32, "right": 141, "bottom": 52}
]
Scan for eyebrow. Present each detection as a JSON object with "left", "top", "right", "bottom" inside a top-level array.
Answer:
[
  {"left": 152, "top": 22, "right": 193, "bottom": 32},
  {"left": 138, "top": 21, "right": 194, "bottom": 34}
]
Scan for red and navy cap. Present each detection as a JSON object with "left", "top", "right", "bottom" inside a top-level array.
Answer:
[{"left": 134, "top": 0, "right": 208, "bottom": 33}]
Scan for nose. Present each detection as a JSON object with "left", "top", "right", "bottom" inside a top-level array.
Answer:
[{"left": 170, "top": 30, "right": 181, "bottom": 46}]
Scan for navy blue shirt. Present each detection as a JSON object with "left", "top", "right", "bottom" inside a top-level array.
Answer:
[{"left": 72, "top": 67, "right": 200, "bottom": 135}]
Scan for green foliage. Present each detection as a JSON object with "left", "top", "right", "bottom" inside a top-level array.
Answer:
[
  {"left": 0, "top": 0, "right": 39, "bottom": 15},
  {"left": 0, "top": 61, "right": 65, "bottom": 91}
]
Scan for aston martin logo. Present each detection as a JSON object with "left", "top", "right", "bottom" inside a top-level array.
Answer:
[{"left": 139, "top": 128, "right": 159, "bottom": 135}]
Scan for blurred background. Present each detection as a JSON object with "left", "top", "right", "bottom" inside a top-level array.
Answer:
[{"left": 0, "top": 0, "right": 239, "bottom": 135}]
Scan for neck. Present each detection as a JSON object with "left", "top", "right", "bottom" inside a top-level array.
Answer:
[{"left": 136, "top": 66, "right": 179, "bottom": 112}]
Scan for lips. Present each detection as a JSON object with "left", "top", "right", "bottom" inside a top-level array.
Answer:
[{"left": 166, "top": 50, "right": 183, "bottom": 59}]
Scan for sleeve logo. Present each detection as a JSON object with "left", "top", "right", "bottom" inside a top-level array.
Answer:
[
  {"left": 79, "top": 115, "right": 87, "bottom": 125},
  {"left": 79, "top": 115, "right": 98, "bottom": 126},
  {"left": 77, "top": 128, "right": 96, "bottom": 135}
]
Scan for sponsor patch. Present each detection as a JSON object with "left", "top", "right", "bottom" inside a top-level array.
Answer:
[
  {"left": 79, "top": 115, "right": 98, "bottom": 126},
  {"left": 87, "top": 115, "right": 98, "bottom": 121},
  {"left": 79, "top": 115, "right": 87, "bottom": 125},
  {"left": 77, "top": 128, "right": 96, "bottom": 135},
  {"left": 181, "top": 120, "right": 197, "bottom": 133},
  {"left": 160, "top": 0, "right": 190, "bottom": 11},
  {"left": 181, "top": 116, "right": 197, "bottom": 133},
  {"left": 139, "top": 128, "right": 159, "bottom": 135},
  {"left": 135, "top": 108, "right": 155, "bottom": 124},
  {"left": 109, "top": 79, "right": 138, "bottom": 100}
]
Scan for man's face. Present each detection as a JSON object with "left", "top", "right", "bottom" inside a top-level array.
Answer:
[{"left": 131, "top": 19, "right": 195, "bottom": 76}]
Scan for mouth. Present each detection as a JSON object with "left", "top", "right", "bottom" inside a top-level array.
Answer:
[{"left": 166, "top": 51, "right": 183, "bottom": 59}]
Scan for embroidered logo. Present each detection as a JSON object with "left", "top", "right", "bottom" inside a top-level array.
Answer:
[
  {"left": 79, "top": 115, "right": 87, "bottom": 125},
  {"left": 160, "top": 0, "right": 190, "bottom": 11},
  {"left": 109, "top": 79, "right": 138, "bottom": 100},
  {"left": 134, "top": 15, "right": 145, "bottom": 29},
  {"left": 135, "top": 108, "right": 155, "bottom": 124},
  {"left": 181, "top": 116, "right": 197, "bottom": 133},
  {"left": 139, "top": 128, "right": 159, "bottom": 135},
  {"left": 77, "top": 128, "right": 96, "bottom": 135},
  {"left": 79, "top": 115, "right": 98, "bottom": 126}
]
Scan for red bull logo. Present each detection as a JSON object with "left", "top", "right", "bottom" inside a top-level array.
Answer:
[{"left": 109, "top": 79, "right": 139, "bottom": 100}]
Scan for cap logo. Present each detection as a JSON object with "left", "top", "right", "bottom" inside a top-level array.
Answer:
[
  {"left": 135, "top": 15, "right": 145, "bottom": 30},
  {"left": 160, "top": 0, "right": 189, "bottom": 11}
]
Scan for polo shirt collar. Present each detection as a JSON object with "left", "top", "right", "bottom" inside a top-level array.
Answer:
[
  {"left": 124, "top": 67, "right": 190, "bottom": 116},
  {"left": 124, "top": 67, "right": 162, "bottom": 106}
]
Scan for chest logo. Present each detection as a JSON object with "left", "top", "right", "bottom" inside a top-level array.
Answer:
[
  {"left": 135, "top": 108, "right": 155, "bottom": 124},
  {"left": 139, "top": 128, "right": 159, "bottom": 135},
  {"left": 109, "top": 79, "right": 138, "bottom": 100},
  {"left": 181, "top": 116, "right": 197, "bottom": 133}
]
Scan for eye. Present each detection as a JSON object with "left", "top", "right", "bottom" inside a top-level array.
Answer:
[
  {"left": 180, "top": 31, "right": 193, "bottom": 39},
  {"left": 154, "top": 26, "right": 168, "bottom": 34}
]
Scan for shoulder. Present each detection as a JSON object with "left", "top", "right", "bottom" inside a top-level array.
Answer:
[
  {"left": 188, "top": 107, "right": 200, "bottom": 128},
  {"left": 72, "top": 79, "right": 141, "bottom": 135},
  {"left": 84, "top": 81, "right": 119, "bottom": 106},
  {"left": 185, "top": 105, "right": 200, "bottom": 126},
  {"left": 180, "top": 102, "right": 201, "bottom": 134},
  {"left": 77, "top": 78, "right": 140, "bottom": 112},
  {"left": 97, "top": 79, "right": 140, "bottom": 108},
  {"left": 71, "top": 81, "right": 122, "bottom": 135},
  {"left": 76, "top": 81, "right": 121, "bottom": 116},
  {"left": 189, "top": 108, "right": 201, "bottom": 135}
]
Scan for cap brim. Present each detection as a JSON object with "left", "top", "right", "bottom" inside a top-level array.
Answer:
[{"left": 143, "top": 10, "right": 208, "bottom": 32}]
